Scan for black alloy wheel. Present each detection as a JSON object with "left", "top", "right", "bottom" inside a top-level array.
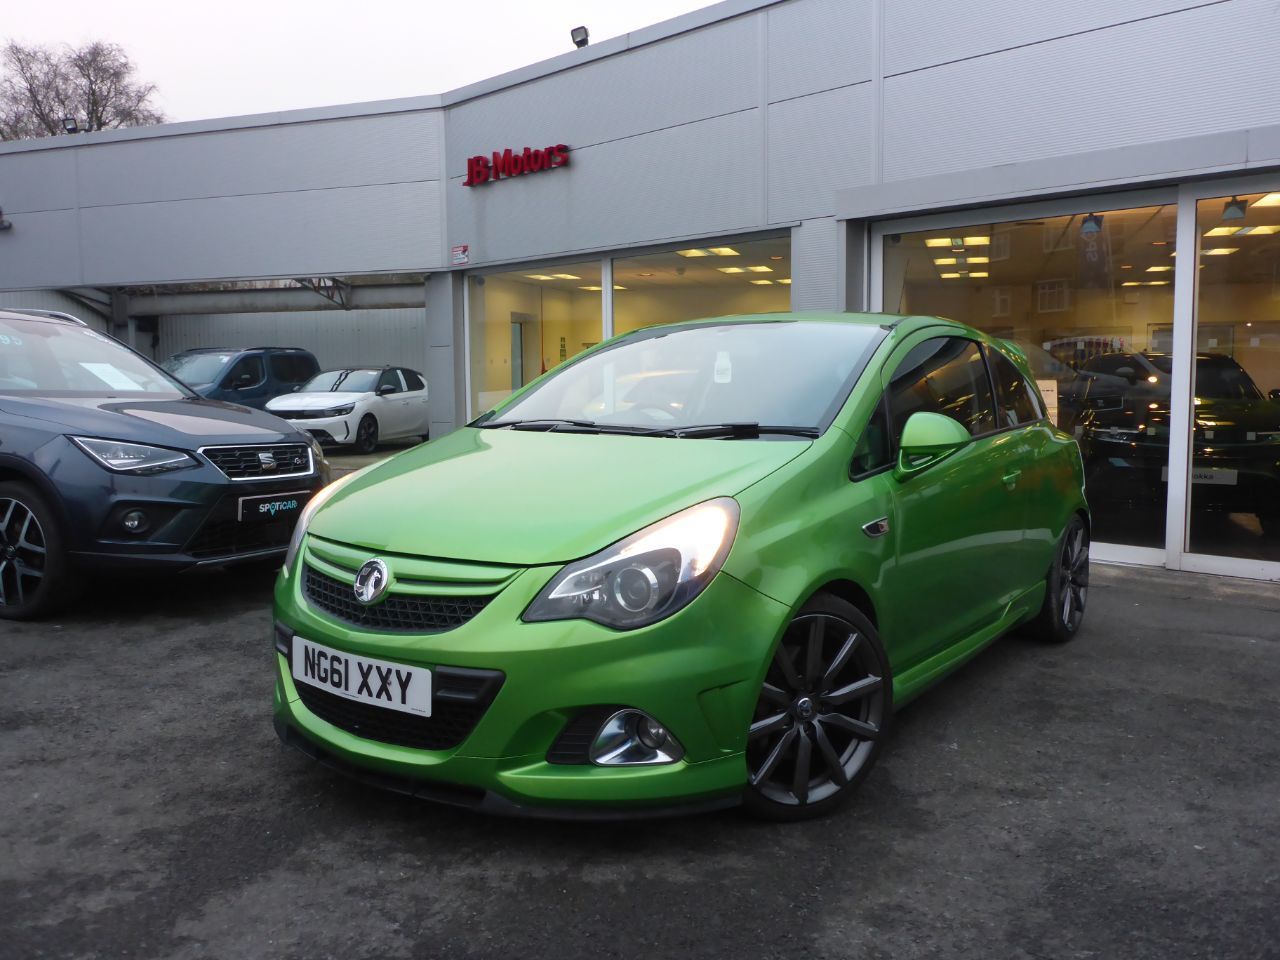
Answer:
[
  {"left": 0, "top": 482, "right": 68, "bottom": 620},
  {"left": 743, "top": 595, "right": 891, "bottom": 821},
  {"left": 354, "top": 415, "right": 379, "bottom": 455},
  {"left": 1027, "top": 513, "right": 1089, "bottom": 643}
]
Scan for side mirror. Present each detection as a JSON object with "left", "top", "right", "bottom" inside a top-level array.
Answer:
[
  {"left": 291, "top": 384, "right": 302, "bottom": 392},
  {"left": 1115, "top": 366, "right": 1137, "bottom": 384},
  {"left": 894, "top": 412, "right": 971, "bottom": 481},
  {"left": 377, "top": 384, "right": 396, "bottom": 396},
  {"left": 1269, "top": 389, "right": 1280, "bottom": 402},
  {"left": 232, "top": 373, "right": 255, "bottom": 389}
]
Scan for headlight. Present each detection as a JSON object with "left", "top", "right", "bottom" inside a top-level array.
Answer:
[
  {"left": 71, "top": 436, "right": 196, "bottom": 474},
  {"left": 283, "top": 467, "right": 364, "bottom": 572},
  {"left": 322, "top": 404, "right": 356, "bottom": 417},
  {"left": 523, "top": 497, "right": 739, "bottom": 630}
]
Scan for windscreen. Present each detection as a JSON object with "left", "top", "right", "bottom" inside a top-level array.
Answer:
[
  {"left": 0, "top": 318, "right": 186, "bottom": 395},
  {"left": 301, "top": 370, "right": 380, "bottom": 393},
  {"left": 161, "top": 352, "right": 234, "bottom": 384},
  {"left": 480, "top": 320, "right": 886, "bottom": 433}
]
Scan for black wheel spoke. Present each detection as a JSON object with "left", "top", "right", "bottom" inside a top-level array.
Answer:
[
  {"left": 760, "top": 682, "right": 789, "bottom": 707},
  {"left": 791, "top": 729, "right": 812, "bottom": 804},
  {"left": 805, "top": 618, "right": 824, "bottom": 685},
  {"left": 749, "top": 712, "right": 790, "bottom": 740},
  {"left": 811, "top": 721, "right": 848, "bottom": 787},
  {"left": 774, "top": 644, "right": 802, "bottom": 692},
  {"left": 820, "top": 632, "right": 860, "bottom": 690},
  {"left": 750, "top": 726, "right": 797, "bottom": 786},
  {"left": 819, "top": 712, "right": 880, "bottom": 741},
  {"left": 824, "top": 674, "right": 882, "bottom": 706}
]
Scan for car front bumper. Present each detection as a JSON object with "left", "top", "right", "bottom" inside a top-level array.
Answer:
[
  {"left": 279, "top": 414, "right": 359, "bottom": 446},
  {"left": 272, "top": 540, "right": 790, "bottom": 814}
]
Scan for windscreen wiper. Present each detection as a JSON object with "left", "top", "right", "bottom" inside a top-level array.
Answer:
[
  {"left": 645, "top": 422, "right": 820, "bottom": 440},
  {"left": 477, "top": 418, "right": 601, "bottom": 431}
]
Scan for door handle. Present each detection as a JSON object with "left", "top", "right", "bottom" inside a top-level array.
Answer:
[{"left": 1002, "top": 469, "right": 1022, "bottom": 488}]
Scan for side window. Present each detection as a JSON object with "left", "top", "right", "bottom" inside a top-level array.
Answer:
[
  {"left": 402, "top": 369, "right": 425, "bottom": 392},
  {"left": 376, "top": 369, "right": 402, "bottom": 394},
  {"left": 988, "top": 347, "right": 1042, "bottom": 427},
  {"left": 851, "top": 394, "right": 892, "bottom": 476},
  {"left": 270, "top": 354, "right": 315, "bottom": 384},
  {"left": 888, "top": 337, "right": 997, "bottom": 444},
  {"left": 224, "top": 355, "right": 265, "bottom": 388}
]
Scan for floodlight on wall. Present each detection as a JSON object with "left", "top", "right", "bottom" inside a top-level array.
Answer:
[
  {"left": 61, "top": 116, "right": 78, "bottom": 134},
  {"left": 0, "top": 207, "right": 11, "bottom": 231},
  {"left": 1080, "top": 214, "right": 1103, "bottom": 237},
  {"left": 1222, "top": 197, "right": 1248, "bottom": 221},
  {"left": 571, "top": 26, "right": 589, "bottom": 48}
]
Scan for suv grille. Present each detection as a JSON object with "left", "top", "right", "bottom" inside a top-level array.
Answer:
[
  {"left": 186, "top": 493, "right": 296, "bottom": 559},
  {"left": 304, "top": 565, "right": 494, "bottom": 632},
  {"left": 202, "top": 444, "right": 312, "bottom": 480},
  {"left": 294, "top": 663, "right": 503, "bottom": 751}
]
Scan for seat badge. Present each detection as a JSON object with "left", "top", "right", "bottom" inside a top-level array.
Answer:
[{"left": 354, "top": 559, "right": 390, "bottom": 605}]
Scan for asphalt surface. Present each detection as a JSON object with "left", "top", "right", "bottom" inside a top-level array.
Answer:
[{"left": 2, "top": 563, "right": 1278, "bottom": 960}]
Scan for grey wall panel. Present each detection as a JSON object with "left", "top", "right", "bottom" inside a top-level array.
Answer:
[
  {"left": 766, "top": 0, "right": 874, "bottom": 103},
  {"left": 0, "top": 149, "right": 77, "bottom": 214},
  {"left": 77, "top": 112, "right": 443, "bottom": 207},
  {"left": 0, "top": 289, "right": 105, "bottom": 331},
  {"left": 0, "top": 210, "right": 82, "bottom": 290},
  {"left": 882, "top": 0, "right": 1280, "bottom": 182},
  {"left": 883, "top": 0, "right": 1210, "bottom": 76},
  {"left": 767, "top": 82, "right": 874, "bottom": 223},
  {"left": 79, "top": 182, "right": 441, "bottom": 285},
  {"left": 445, "top": 17, "right": 759, "bottom": 178},
  {"left": 156, "top": 307, "right": 429, "bottom": 373},
  {"left": 789, "top": 218, "right": 840, "bottom": 310},
  {"left": 450, "top": 110, "right": 764, "bottom": 265}
]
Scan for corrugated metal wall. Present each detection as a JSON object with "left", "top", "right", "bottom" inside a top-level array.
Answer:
[
  {"left": 155, "top": 308, "right": 429, "bottom": 373},
  {"left": 0, "top": 290, "right": 107, "bottom": 332}
]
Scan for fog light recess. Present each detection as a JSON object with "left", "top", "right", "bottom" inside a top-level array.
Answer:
[
  {"left": 588, "top": 709, "right": 684, "bottom": 766},
  {"left": 121, "top": 509, "right": 150, "bottom": 534}
]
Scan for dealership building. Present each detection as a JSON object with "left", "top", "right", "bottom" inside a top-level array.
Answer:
[{"left": 1, "top": 0, "right": 1278, "bottom": 580}]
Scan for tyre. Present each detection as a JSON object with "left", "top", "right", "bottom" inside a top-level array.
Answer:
[
  {"left": 353, "top": 415, "right": 379, "bottom": 455},
  {"left": 742, "top": 594, "right": 892, "bottom": 821},
  {"left": 1259, "top": 505, "right": 1279, "bottom": 539},
  {"left": 0, "top": 481, "right": 70, "bottom": 621},
  {"left": 1025, "top": 513, "right": 1089, "bottom": 643}
]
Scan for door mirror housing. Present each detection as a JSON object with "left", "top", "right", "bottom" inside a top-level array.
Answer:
[
  {"left": 1114, "top": 366, "right": 1137, "bottom": 384},
  {"left": 232, "top": 373, "right": 255, "bottom": 389},
  {"left": 377, "top": 384, "right": 397, "bottom": 396},
  {"left": 894, "top": 412, "right": 971, "bottom": 481}
]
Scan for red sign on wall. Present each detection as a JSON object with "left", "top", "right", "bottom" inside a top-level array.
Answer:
[{"left": 463, "top": 144, "right": 569, "bottom": 187}]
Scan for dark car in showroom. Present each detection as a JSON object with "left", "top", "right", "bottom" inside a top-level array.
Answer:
[
  {"left": 0, "top": 309, "right": 331, "bottom": 619},
  {"left": 1077, "top": 351, "right": 1280, "bottom": 535}
]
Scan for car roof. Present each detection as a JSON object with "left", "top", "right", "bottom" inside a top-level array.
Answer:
[
  {"left": 0, "top": 308, "right": 90, "bottom": 326},
  {"left": 612, "top": 310, "right": 967, "bottom": 337},
  {"left": 176, "top": 346, "right": 312, "bottom": 354}
]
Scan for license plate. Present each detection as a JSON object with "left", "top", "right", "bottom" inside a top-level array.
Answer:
[
  {"left": 292, "top": 636, "right": 432, "bottom": 716},
  {"left": 238, "top": 490, "right": 311, "bottom": 523}
]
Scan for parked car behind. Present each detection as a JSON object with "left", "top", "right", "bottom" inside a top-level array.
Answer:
[
  {"left": 0, "top": 310, "right": 330, "bottom": 619},
  {"left": 265, "top": 367, "right": 429, "bottom": 454},
  {"left": 272, "top": 311, "right": 1089, "bottom": 821},
  {"left": 162, "top": 346, "right": 319, "bottom": 409}
]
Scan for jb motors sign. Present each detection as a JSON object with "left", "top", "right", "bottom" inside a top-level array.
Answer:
[{"left": 463, "top": 144, "right": 569, "bottom": 186}]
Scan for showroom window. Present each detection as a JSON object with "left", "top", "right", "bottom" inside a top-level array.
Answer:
[
  {"left": 466, "top": 261, "right": 602, "bottom": 416},
  {"left": 1187, "top": 190, "right": 1280, "bottom": 565},
  {"left": 612, "top": 235, "right": 790, "bottom": 336},
  {"left": 880, "top": 202, "right": 1179, "bottom": 551}
]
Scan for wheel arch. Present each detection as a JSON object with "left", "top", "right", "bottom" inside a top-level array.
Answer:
[{"left": 806, "top": 577, "right": 878, "bottom": 628}]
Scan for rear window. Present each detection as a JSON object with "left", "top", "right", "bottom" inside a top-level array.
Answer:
[{"left": 0, "top": 318, "right": 185, "bottom": 395}]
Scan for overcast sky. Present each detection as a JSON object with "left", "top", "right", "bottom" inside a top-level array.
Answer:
[{"left": 3, "top": 0, "right": 716, "bottom": 123}]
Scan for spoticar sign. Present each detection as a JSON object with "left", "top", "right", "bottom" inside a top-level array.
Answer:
[{"left": 463, "top": 144, "right": 569, "bottom": 187}]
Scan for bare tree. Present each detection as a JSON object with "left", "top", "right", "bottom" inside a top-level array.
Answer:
[{"left": 0, "top": 41, "right": 164, "bottom": 141}]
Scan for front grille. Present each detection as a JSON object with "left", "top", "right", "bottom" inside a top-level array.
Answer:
[
  {"left": 304, "top": 565, "right": 494, "bottom": 633},
  {"left": 202, "top": 444, "right": 312, "bottom": 480},
  {"left": 272, "top": 409, "right": 330, "bottom": 420},
  {"left": 294, "top": 663, "right": 504, "bottom": 750},
  {"left": 186, "top": 494, "right": 296, "bottom": 559}
]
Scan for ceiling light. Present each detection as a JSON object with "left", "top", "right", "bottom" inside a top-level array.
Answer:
[
  {"left": 939, "top": 272, "right": 962, "bottom": 279},
  {"left": 551, "top": 273, "right": 580, "bottom": 280},
  {"left": 578, "top": 285, "right": 603, "bottom": 291},
  {"left": 769, "top": 255, "right": 784, "bottom": 261},
  {"left": 1148, "top": 280, "right": 1170, "bottom": 285},
  {"left": 1235, "top": 224, "right": 1280, "bottom": 235},
  {"left": 707, "top": 247, "right": 739, "bottom": 256},
  {"left": 746, "top": 266, "right": 773, "bottom": 273},
  {"left": 525, "top": 274, "right": 555, "bottom": 280},
  {"left": 613, "top": 285, "right": 626, "bottom": 290},
  {"left": 969, "top": 271, "right": 989, "bottom": 278},
  {"left": 1120, "top": 264, "right": 1133, "bottom": 269},
  {"left": 1201, "top": 248, "right": 1239, "bottom": 256},
  {"left": 637, "top": 272, "right": 654, "bottom": 277},
  {"left": 677, "top": 249, "right": 712, "bottom": 257},
  {"left": 963, "top": 236, "right": 990, "bottom": 246},
  {"left": 748, "top": 279, "right": 774, "bottom": 285},
  {"left": 717, "top": 267, "right": 746, "bottom": 274},
  {"left": 1122, "top": 281, "right": 1141, "bottom": 287},
  {"left": 777, "top": 278, "right": 791, "bottom": 284},
  {"left": 1146, "top": 265, "right": 1173, "bottom": 272},
  {"left": 1204, "top": 226, "right": 1239, "bottom": 237},
  {"left": 1253, "top": 192, "right": 1280, "bottom": 207},
  {"left": 1151, "top": 240, "right": 1169, "bottom": 246},
  {"left": 1223, "top": 197, "right": 1248, "bottom": 221},
  {"left": 934, "top": 258, "right": 957, "bottom": 265}
]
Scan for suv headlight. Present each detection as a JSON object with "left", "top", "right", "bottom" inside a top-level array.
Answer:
[
  {"left": 322, "top": 404, "right": 356, "bottom": 417},
  {"left": 283, "top": 467, "right": 364, "bottom": 571},
  {"left": 523, "top": 497, "right": 739, "bottom": 630},
  {"left": 71, "top": 436, "right": 196, "bottom": 474}
]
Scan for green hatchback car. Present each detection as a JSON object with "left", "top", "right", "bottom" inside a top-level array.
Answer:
[{"left": 272, "top": 312, "right": 1089, "bottom": 820}]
